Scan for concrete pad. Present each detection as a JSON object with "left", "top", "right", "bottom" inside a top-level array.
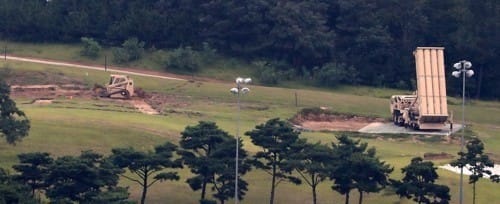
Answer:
[
  {"left": 440, "top": 164, "right": 500, "bottom": 178},
  {"left": 358, "top": 122, "right": 463, "bottom": 136}
]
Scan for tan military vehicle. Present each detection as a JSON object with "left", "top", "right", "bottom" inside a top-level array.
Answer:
[{"left": 390, "top": 47, "right": 449, "bottom": 130}]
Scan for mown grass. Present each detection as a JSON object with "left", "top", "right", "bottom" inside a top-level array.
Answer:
[
  {"left": 1, "top": 57, "right": 499, "bottom": 203},
  {"left": 0, "top": 40, "right": 257, "bottom": 82}
]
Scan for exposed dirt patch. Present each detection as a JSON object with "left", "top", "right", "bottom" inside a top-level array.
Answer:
[
  {"left": 32, "top": 99, "right": 53, "bottom": 105},
  {"left": 10, "top": 83, "right": 171, "bottom": 115},
  {"left": 424, "top": 152, "right": 454, "bottom": 160},
  {"left": 6, "top": 70, "right": 85, "bottom": 86},
  {"left": 11, "top": 84, "right": 93, "bottom": 99},
  {"left": 145, "top": 92, "right": 190, "bottom": 112},
  {"left": 290, "top": 107, "right": 385, "bottom": 132},
  {"left": 130, "top": 99, "right": 159, "bottom": 115}
]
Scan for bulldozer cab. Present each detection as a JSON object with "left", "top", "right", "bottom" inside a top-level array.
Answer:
[{"left": 105, "top": 75, "right": 134, "bottom": 99}]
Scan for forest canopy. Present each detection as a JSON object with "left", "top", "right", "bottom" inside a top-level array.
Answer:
[{"left": 0, "top": 0, "right": 498, "bottom": 99}]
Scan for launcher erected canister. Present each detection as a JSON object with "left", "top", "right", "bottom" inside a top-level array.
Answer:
[{"left": 390, "top": 47, "right": 449, "bottom": 130}]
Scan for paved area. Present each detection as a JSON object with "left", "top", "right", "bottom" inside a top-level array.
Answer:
[
  {"left": 358, "top": 122, "right": 463, "bottom": 136},
  {"left": 440, "top": 164, "right": 500, "bottom": 178}
]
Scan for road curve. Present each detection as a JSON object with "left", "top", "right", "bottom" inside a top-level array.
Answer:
[{"left": 4, "top": 55, "right": 186, "bottom": 81}]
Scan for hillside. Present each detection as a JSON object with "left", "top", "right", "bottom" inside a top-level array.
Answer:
[{"left": 1, "top": 56, "right": 499, "bottom": 203}]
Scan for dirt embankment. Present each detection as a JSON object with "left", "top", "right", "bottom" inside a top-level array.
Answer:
[{"left": 290, "top": 107, "right": 386, "bottom": 132}]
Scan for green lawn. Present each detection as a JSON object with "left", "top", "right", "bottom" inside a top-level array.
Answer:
[{"left": 1, "top": 58, "right": 499, "bottom": 203}]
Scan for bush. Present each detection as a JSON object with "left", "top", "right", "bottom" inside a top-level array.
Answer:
[
  {"left": 112, "top": 47, "right": 130, "bottom": 64},
  {"left": 80, "top": 37, "right": 101, "bottom": 59},
  {"left": 200, "top": 42, "right": 217, "bottom": 64},
  {"left": 314, "top": 62, "right": 359, "bottom": 87},
  {"left": 253, "top": 61, "right": 284, "bottom": 85},
  {"left": 122, "top": 37, "right": 145, "bottom": 61},
  {"left": 112, "top": 37, "right": 145, "bottom": 63},
  {"left": 164, "top": 46, "right": 201, "bottom": 73}
]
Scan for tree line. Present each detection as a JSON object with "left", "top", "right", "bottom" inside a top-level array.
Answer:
[
  {"left": 2, "top": 118, "right": 499, "bottom": 204},
  {"left": 0, "top": 0, "right": 498, "bottom": 99},
  {"left": 0, "top": 80, "right": 498, "bottom": 203}
]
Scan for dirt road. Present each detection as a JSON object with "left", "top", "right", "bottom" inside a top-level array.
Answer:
[{"left": 4, "top": 55, "right": 187, "bottom": 81}]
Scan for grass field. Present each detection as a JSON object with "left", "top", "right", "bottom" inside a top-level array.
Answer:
[{"left": 0, "top": 47, "right": 499, "bottom": 203}]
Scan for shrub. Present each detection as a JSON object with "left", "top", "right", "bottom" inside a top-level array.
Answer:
[
  {"left": 200, "top": 42, "right": 217, "bottom": 64},
  {"left": 80, "top": 37, "right": 101, "bottom": 59},
  {"left": 122, "top": 37, "right": 145, "bottom": 61},
  {"left": 314, "top": 62, "right": 359, "bottom": 87},
  {"left": 253, "top": 61, "right": 284, "bottom": 85},
  {"left": 112, "top": 47, "right": 130, "bottom": 64},
  {"left": 112, "top": 37, "right": 145, "bottom": 63},
  {"left": 164, "top": 46, "right": 201, "bottom": 73}
]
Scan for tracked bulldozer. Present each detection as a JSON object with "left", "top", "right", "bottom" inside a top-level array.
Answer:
[{"left": 94, "top": 74, "right": 134, "bottom": 99}]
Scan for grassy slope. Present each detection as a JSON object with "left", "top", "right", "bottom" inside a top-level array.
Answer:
[{"left": 0, "top": 43, "right": 499, "bottom": 203}]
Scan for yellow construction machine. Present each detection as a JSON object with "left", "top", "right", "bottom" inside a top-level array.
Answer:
[{"left": 94, "top": 74, "right": 135, "bottom": 99}]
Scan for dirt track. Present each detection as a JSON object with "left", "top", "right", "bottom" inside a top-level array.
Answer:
[
  {"left": 5, "top": 55, "right": 187, "bottom": 81},
  {"left": 4, "top": 55, "right": 463, "bottom": 134}
]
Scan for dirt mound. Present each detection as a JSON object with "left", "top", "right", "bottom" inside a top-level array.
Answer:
[{"left": 291, "top": 107, "right": 385, "bottom": 132}]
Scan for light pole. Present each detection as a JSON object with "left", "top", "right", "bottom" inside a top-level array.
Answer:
[
  {"left": 230, "top": 77, "right": 251, "bottom": 204},
  {"left": 451, "top": 60, "right": 473, "bottom": 204}
]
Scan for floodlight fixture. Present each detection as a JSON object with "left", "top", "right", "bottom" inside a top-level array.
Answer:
[
  {"left": 230, "top": 88, "right": 239, "bottom": 94},
  {"left": 466, "top": 70, "right": 474, "bottom": 77},
  {"left": 463, "top": 61, "right": 472, "bottom": 69},
  {"left": 230, "top": 76, "right": 252, "bottom": 204},
  {"left": 241, "top": 87, "right": 250, "bottom": 94},
  {"left": 451, "top": 59, "right": 474, "bottom": 204}
]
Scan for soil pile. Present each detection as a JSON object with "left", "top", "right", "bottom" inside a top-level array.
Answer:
[{"left": 290, "top": 107, "right": 385, "bottom": 132}]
